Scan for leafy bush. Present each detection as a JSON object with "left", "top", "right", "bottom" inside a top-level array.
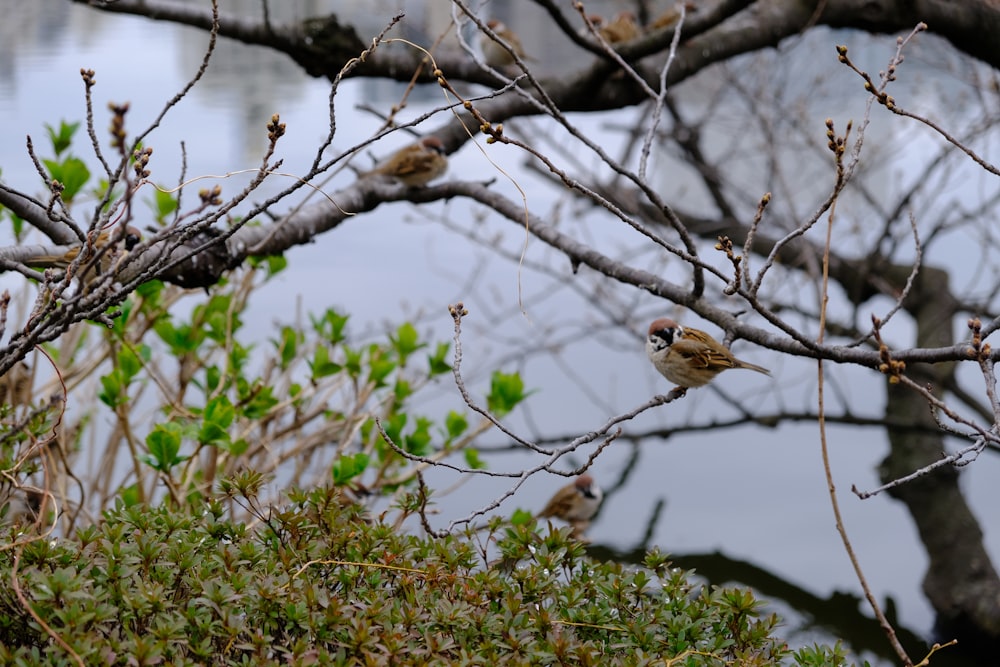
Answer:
[
  {"left": 0, "top": 117, "right": 858, "bottom": 667},
  {"left": 0, "top": 484, "right": 855, "bottom": 666}
]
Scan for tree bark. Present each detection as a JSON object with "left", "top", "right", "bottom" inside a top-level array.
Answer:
[{"left": 883, "top": 267, "right": 1000, "bottom": 646}]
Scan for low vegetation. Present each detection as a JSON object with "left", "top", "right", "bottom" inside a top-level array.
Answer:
[{"left": 0, "top": 481, "right": 854, "bottom": 665}]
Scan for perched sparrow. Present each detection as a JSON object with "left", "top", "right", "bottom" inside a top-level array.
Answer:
[
  {"left": 0, "top": 361, "right": 32, "bottom": 409},
  {"left": 362, "top": 136, "right": 448, "bottom": 187},
  {"left": 480, "top": 19, "right": 531, "bottom": 68},
  {"left": 646, "top": 317, "right": 770, "bottom": 388},
  {"left": 0, "top": 486, "right": 44, "bottom": 528},
  {"left": 538, "top": 474, "right": 603, "bottom": 535},
  {"left": 598, "top": 11, "right": 641, "bottom": 44},
  {"left": 650, "top": 8, "right": 681, "bottom": 31},
  {"left": 650, "top": 3, "right": 696, "bottom": 31},
  {"left": 28, "top": 226, "right": 142, "bottom": 282}
]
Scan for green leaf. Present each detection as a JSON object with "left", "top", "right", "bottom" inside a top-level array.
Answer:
[
  {"left": 332, "top": 452, "right": 369, "bottom": 485},
  {"left": 393, "top": 378, "right": 412, "bottom": 403},
  {"left": 148, "top": 186, "right": 179, "bottom": 224},
  {"left": 273, "top": 325, "right": 299, "bottom": 370},
  {"left": 118, "top": 483, "right": 142, "bottom": 507},
  {"left": 378, "top": 413, "right": 407, "bottom": 454},
  {"left": 9, "top": 211, "right": 24, "bottom": 240},
  {"left": 194, "top": 294, "right": 239, "bottom": 343},
  {"left": 206, "top": 311, "right": 229, "bottom": 343},
  {"left": 143, "top": 423, "right": 188, "bottom": 472},
  {"left": 510, "top": 508, "right": 534, "bottom": 526},
  {"left": 228, "top": 341, "right": 251, "bottom": 373},
  {"left": 343, "top": 346, "right": 362, "bottom": 378},
  {"left": 116, "top": 345, "right": 145, "bottom": 382},
  {"left": 366, "top": 345, "right": 396, "bottom": 388},
  {"left": 154, "top": 318, "right": 203, "bottom": 355},
  {"left": 309, "top": 345, "right": 341, "bottom": 380},
  {"left": 198, "top": 423, "right": 231, "bottom": 448},
  {"left": 404, "top": 417, "right": 432, "bottom": 456},
  {"left": 360, "top": 418, "right": 374, "bottom": 446},
  {"left": 134, "top": 279, "right": 164, "bottom": 303},
  {"left": 427, "top": 342, "right": 451, "bottom": 376},
  {"left": 390, "top": 322, "right": 425, "bottom": 365},
  {"left": 445, "top": 411, "right": 468, "bottom": 440},
  {"left": 199, "top": 395, "right": 235, "bottom": 446},
  {"left": 261, "top": 254, "right": 287, "bottom": 277},
  {"left": 227, "top": 438, "right": 249, "bottom": 456},
  {"left": 98, "top": 372, "right": 124, "bottom": 408},
  {"left": 311, "top": 308, "right": 349, "bottom": 345},
  {"left": 241, "top": 384, "right": 278, "bottom": 420},
  {"left": 43, "top": 157, "right": 90, "bottom": 202},
  {"left": 44, "top": 120, "right": 79, "bottom": 156},
  {"left": 204, "top": 365, "right": 222, "bottom": 392},
  {"left": 463, "top": 447, "right": 486, "bottom": 470},
  {"left": 487, "top": 371, "right": 529, "bottom": 418},
  {"left": 221, "top": 388, "right": 245, "bottom": 419},
  {"left": 106, "top": 299, "right": 136, "bottom": 337},
  {"left": 90, "top": 178, "right": 111, "bottom": 204}
]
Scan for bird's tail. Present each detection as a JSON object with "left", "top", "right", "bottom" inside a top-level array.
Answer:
[
  {"left": 736, "top": 360, "right": 771, "bottom": 376},
  {"left": 25, "top": 254, "right": 72, "bottom": 270}
]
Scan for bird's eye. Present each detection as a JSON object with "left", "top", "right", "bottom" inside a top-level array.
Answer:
[{"left": 124, "top": 233, "right": 141, "bottom": 251}]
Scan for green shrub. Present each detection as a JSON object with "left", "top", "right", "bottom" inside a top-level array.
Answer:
[{"left": 0, "top": 486, "right": 854, "bottom": 666}]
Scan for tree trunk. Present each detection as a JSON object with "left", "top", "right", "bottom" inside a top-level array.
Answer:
[{"left": 882, "top": 267, "right": 1000, "bottom": 647}]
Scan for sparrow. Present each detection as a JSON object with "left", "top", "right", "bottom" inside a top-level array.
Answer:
[
  {"left": 598, "top": 11, "right": 641, "bottom": 44},
  {"left": 650, "top": 3, "right": 696, "bottom": 31},
  {"left": 27, "top": 225, "right": 142, "bottom": 282},
  {"left": 480, "top": 19, "right": 531, "bottom": 68},
  {"left": 361, "top": 136, "right": 448, "bottom": 187},
  {"left": 0, "top": 361, "right": 32, "bottom": 409},
  {"left": 646, "top": 317, "right": 770, "bottom": 388},
  {"left": 538, "top": 474, "right": 603, "bottom": 535}
]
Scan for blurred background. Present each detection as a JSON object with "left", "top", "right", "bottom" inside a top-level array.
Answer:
[{"left": 2, "top": 2, "right": 998, "bottom": 664}]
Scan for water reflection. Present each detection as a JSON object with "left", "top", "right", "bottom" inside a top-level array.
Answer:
[{"left": 1, "top": 1, "right": 998, "bottom": 663}]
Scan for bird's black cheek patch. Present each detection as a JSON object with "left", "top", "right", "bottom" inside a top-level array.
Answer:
[{"left": 653, "top": 329, "right": 675, "bottom": 346}]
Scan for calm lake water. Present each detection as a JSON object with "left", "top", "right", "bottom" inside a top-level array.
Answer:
[{"left": 2, "top": 2, "right": 997, "bottom": 665}]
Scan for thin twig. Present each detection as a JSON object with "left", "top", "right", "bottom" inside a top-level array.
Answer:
[{"left": 816, "top": 130, "right": 912, "bottom": 665}]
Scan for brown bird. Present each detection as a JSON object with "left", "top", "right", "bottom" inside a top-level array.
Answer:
[
  {"left": 27, "top": 226, "right": 142, "bottom": 282},
  {"left": 646, "top": 318, "right": 770, "bottom": 388},
  {"left": 538, "top": 474, "right": 603, "bottom": 536},
  {"left": 651, "top": 2, "right": 697, "bottom": 31},
  {"left": 598, "top": 11, "right": 641, "bottom": 44},
  {"left": 362, "top": 137, "right": 448, "bottom": 187},
  {"left": 480, "top": 19, "right": 531, "bottom": 68},
  {"left": 0, "top": 361, "right": 32, "bottom": 409}
]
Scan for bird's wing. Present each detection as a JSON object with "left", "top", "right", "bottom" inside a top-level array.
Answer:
[
  {"left": 394, "top": 152, "right": 436, "bottom": 180},
  {"left": 538, "top": 486, "right": 574, "bottom": 518},
  {"left": 671, "top": 338, "right": 737, "bottom": 370}
]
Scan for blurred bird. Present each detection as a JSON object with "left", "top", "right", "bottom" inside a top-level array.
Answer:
[
  {"left": 651, "top": 3, "right": 697, "bottom": 31},
  {"left": 26, "top": 226, "right": 142, "bottom": 283},
  {"left": 361, "top": 137, "right": 448, "bottom": 187},
  {"left": 598, "top": 11, "right": 641, "bottom": 44},
  {"left": 646, "top": 317, "right": 770, "bottom": 388},
  {"left": 0, "top": 362, "right": 32, "bottom": 410},
  {"left": 538, "top": 474, "right": 603, "bottom": 536},
  {"left": 0, "top": 486, "right": 44, "bottom": 529},
  {"left": 480, "top": 19, "right": 531, "bottom": 68}
]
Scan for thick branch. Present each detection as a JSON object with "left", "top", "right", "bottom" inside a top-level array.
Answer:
[{"left": 0, "top": 183, "right": 78, "bottom": 244}]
